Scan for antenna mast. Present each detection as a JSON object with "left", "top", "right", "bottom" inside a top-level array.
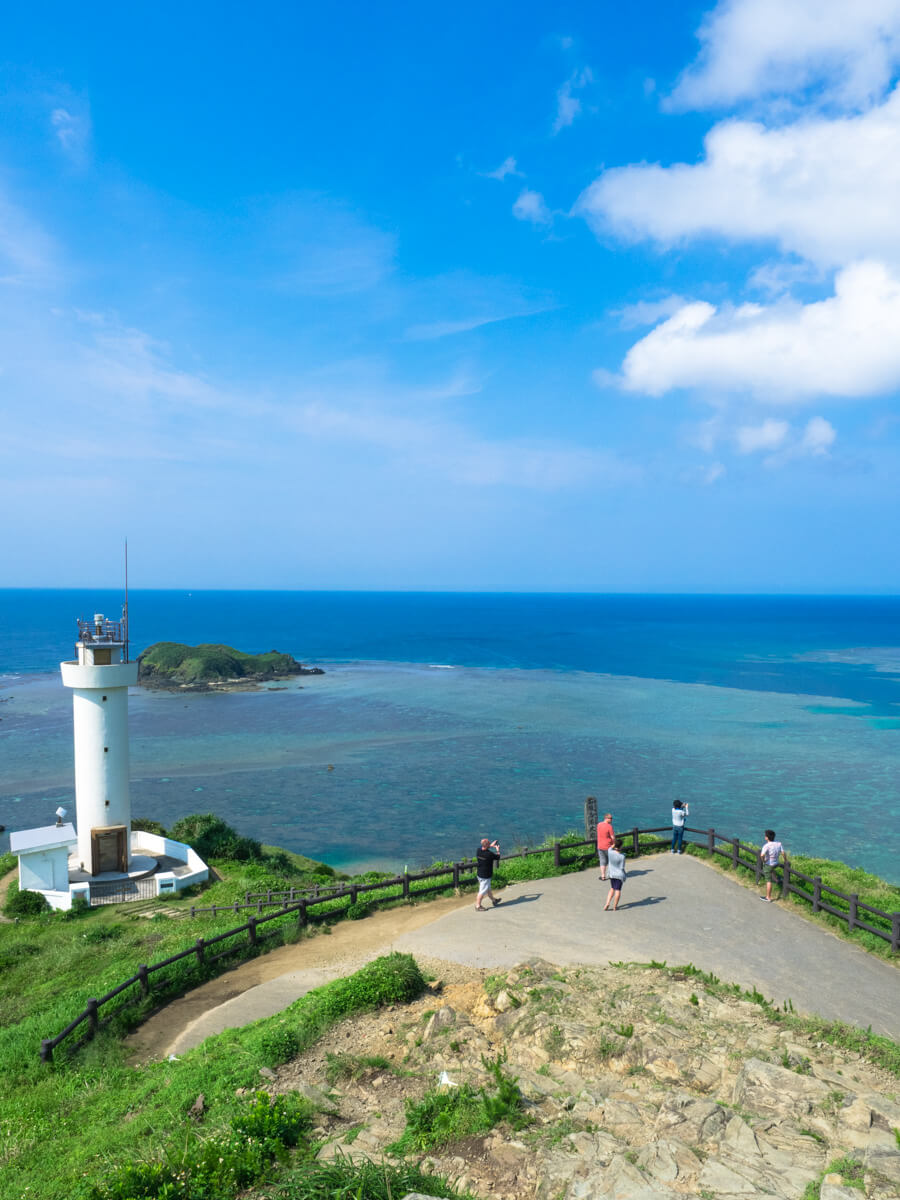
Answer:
[{"left": 124, "top": 539, "right": 129, "bottom": 663}]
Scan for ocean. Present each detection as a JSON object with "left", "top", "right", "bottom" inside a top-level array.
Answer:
[{"left": 1, "top": 590, "right": 899, "bottom": 880}]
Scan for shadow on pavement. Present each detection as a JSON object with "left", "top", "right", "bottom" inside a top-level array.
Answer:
[
  {"left": 490, "top": 893, "right": 541, "bottom": 908},
  {"left": 616, "top": 895, "right": 667, "bottom": 909}
]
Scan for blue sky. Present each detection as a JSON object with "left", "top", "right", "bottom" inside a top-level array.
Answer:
[{"left": 3, "top": 0, "right": 899, "bottom": 591}]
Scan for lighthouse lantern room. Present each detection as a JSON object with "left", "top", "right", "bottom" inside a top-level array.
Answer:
[{"left": 60, "top": 611, "right": 139, "bottom": 875}]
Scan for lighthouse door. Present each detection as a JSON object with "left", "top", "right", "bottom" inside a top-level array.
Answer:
[{"left": 91, "top": 825, "right": 127, "bottom": 875}]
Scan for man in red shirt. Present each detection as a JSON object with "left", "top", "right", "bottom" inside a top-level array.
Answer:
[{"left": 596, "top": 813, "right": 615, "bottom": 882}]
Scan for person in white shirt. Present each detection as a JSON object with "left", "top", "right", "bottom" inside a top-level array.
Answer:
[
  {"left": 671, "top": 799, "right": 689, "bottom": 854},
  {"left": 603, "top": 839, "right": 627, "bottom": 911},
  {"left": 759, "top": 829, "right": 788, "bottom": 902}
]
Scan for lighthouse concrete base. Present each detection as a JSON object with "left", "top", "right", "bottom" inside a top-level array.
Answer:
[{"left": 68, "top": 853, "right": 160, "bottom": 885}]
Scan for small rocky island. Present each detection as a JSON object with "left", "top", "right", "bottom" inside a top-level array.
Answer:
[{"left": 137, "top": 642, "right": 324, "bottom": 691}]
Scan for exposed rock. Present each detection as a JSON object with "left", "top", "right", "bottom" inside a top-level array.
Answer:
[{"left": 264, "top": 957, "right": 899, "bottom": 1200}]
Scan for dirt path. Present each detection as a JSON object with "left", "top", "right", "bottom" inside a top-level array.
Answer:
[
  {"left": 124, "top": 891, "right": 476, "bottom": 1062},
  {"left": 0, "top": 868, "right": 16, "bottom": 921}
]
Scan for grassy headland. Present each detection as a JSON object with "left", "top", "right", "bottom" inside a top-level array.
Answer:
[
  {"left": 2, "top": 819, "right": 899, "bottom": 1198},
  {"left": 137, "top": 642, "right": 323, "bottom": 689}
]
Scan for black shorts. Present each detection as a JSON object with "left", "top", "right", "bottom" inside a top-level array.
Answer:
[{"left": 610, "top": 878, "right": 623, "bottom": 891}]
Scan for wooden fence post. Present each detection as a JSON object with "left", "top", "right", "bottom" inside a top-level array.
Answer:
[
  {"left": 812, "top": 877, "right": 822, "bottom": 913},
  {"left": 452, "top": 862, "right": 460, "bottom": 890},
  {"left": 553, "top": 842, "right": 562, "bottom": 868},
  {"left": 402, "top": 872, "right": 410, "bottom": 899},
  {"left": 631, "top": 827, "right": 639, "bottom": 857},
  {"left": 40, "top": 1038, "right": 54, "bottom": 1064},
  {"left": 782, "top": 860, "right": 791, "bottom": 898},
  {"left": 731, "top": 838, "right": 739, "bottom": 869},
  {"left": 248, "top": 918, "right": 258, "bottom": 946},
  {"left": 195, "top": 938, "right": 206, "bottom": 965},
  {"left": 138, "top": 964, "right": 150, "bottom": 997},
  {"left": 891, "top": 913, "right": 900, "bottom": 954},
  {"left": 350, "top": 885, "right": 358, "bottom": 905},
  {"left": 297, "top": 900, "right": 308, "bottom": 929},
  {"left": 754, "top": 854, "right": 761, "bottom": 884},
  {"left": 848, "top": 894, "right": 858, "bottom": 932},
  {"left": 190, "top": 905, "right": 196, "bottom": 918},
  {"left": 707, "top": 828, "right": 715, "bottom": 855},
  {"left": 86, "top": 998, "right": 99, "bottom": 1037}
]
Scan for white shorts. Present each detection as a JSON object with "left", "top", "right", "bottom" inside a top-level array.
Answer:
[{"left": 477, "top": 876, "right": 492, "bottom": 895}]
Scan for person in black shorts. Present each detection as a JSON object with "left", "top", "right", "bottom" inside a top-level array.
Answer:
[{"left": 475, "top": 837, "right": 501, "bottom": 910}]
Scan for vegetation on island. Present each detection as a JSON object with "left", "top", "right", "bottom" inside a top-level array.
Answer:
[{"left": 137, "top": 642, "right": 324, "bottom": 689}]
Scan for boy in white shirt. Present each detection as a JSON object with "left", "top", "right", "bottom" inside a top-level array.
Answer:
[{"left": 759, "top": 829, "right": 788, "bottom": 902}]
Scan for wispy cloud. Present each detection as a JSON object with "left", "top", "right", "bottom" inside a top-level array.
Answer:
[
  {"left": 553, "top": 67, "right": 594, "bottom": 134},
  {"left": 50, "top": 103, "right": 92, "bottom": 166},
  {"left": 483, "top": 156, "right": 523, "bottom": 181},
  {"left": 259, "top": 194, "right": 397, "bottom": 296},
  {"left": 0, "top": 187, "right": 59, "bottom": 285}
]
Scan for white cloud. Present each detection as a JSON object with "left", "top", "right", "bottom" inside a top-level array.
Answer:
[
  {"left": 619, "top": 261, "right": 900, "bottom": 401},
  {"left": 484, "top": 156, "right": 523, "bottom": 181},
  {"left": 670, "top": 0, "right": 900, "bottom": 111},
  {"left": 736, "top": 418, "right": 789, "bottom": 453},
  {"left": 513, "top": 189, "right": 553, "bottom": 227},
  {"left": 577, "top": 87, "right": 900, "bottom": 270},
  {"left": 553, "top": 67, "right": 593, "bottom": 134}
]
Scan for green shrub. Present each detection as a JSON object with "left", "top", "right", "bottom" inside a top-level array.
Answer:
[
  {"left": 345, "top": 901, "right": 370, "bottom": 920},
  {"left": 4, "top": 885, "right": 49, "bottom": 918},
  {"left": 80, "top": 1092, "right": 311, "bottom": 1199},
  {"left": 259, "top": 1025, "right": 301, "bottom": 1067},
  {"left": 230, "top": 1091, "right": 312, "bottom": 1149},
  {"left": 0, "top": 941, "right": 40, "bottom": 968},
  {"left": 81, "top": 924, "right": 126, "bottom": 945},
  {"left": 169, "top": 813, "right": 262, "bottom": 862},
  {"left": 131, "top": 816, "right": 168, "bottom": 837}
]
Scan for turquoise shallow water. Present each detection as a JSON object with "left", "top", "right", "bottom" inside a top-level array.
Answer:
[{"left": 2, "top": 657, "right": 898, "bottom": 880}]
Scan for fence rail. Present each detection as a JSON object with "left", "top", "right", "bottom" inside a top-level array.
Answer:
[{"left": 39, "top": 826, "right": 899, "bottom": 1063}]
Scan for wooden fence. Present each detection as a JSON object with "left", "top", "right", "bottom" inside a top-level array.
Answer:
[{"left": 39, "top": 826, "right": 899, "bottom": 1063}]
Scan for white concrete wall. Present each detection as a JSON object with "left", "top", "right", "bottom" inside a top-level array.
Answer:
[
  {"left": 60, "top": 660, "right": 138, "bottom": 871},
  {"left": 18, "top": 846, "right": 70, "bottom": 893},
  {"left": 130, "top": 831, "right": 209, "bottom": 891}
]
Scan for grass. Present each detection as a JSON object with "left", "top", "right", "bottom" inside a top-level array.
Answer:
[
  {"left": 260, "top": 1159, "right": 477, "bottom": 1198},
  {"left": 0, "top": 953, "right": 425, "bottom": 1200},
  {"left": 387, "top": 1051, "right": 528, "bottom": 1154},
  {"left": 801, "top": 1155, "right": 865, "bottom": 1200}
]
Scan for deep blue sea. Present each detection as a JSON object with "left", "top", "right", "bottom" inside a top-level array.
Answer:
[{"left": 2, "top": 590, "right": 899, "bottom": 880}]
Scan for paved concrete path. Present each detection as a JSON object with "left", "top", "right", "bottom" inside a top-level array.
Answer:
[{"left": 159, "top": 856, "right": 899, "bottom": 1057}]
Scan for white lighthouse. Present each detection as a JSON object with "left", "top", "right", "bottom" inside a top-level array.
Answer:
[{"left": 60, "top": 611, "right": 138, "bottom": 875}]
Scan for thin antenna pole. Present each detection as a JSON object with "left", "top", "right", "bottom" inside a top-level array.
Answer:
[{"left": 124, "top": 538, "right": 129, "bottom": 663}]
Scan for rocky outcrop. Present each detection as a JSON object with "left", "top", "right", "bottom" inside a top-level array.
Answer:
[{"left": 269, "top": 958, "right": 900, "bottom": 1200}]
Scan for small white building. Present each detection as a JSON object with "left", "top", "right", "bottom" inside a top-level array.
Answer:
[
  {"left": 8, "top": 608, "right": 208, "bottom": 910},
  {"left": 9, "top": 822, "right": 78, "bottom": 911}
]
